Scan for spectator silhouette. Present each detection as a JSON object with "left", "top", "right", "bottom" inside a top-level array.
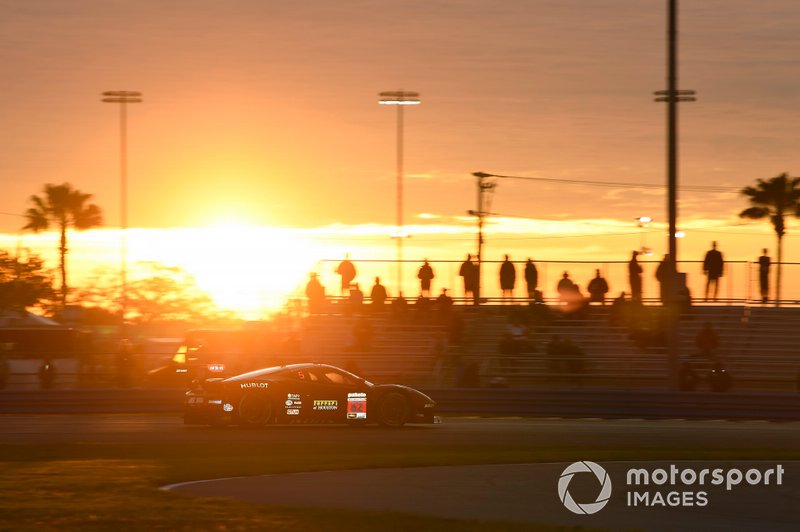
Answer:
[
  {"left": 415, "top": 294, "right": 432, "bottom": 322},
  {"left": 499, "top": 254, "right": 516, "bottom": 302},
  {"left": 564, "top": 284, "right": 589, "bottom": 319},
  {"left": 655, "top": 254, "right": 674, "bottom": 305},
  {"left": 702, "top": 241, "right": 724, "bottom": 301},
  {"left": 506, "top": 314, "right": 531, "bottom": 354},
  {"left": 336, "top": 255, "right": 356, "bottom": 296},
  {"left": 435, "top": 288, "right": 454, "bottom": 320},
  {"left": 587, "top": 269, "right": 610, "bottom": 305},
  {"left": 758, "top": 248, "right": 770, "bottom": 304},
  {"left": 391, "top": 292, "right": 409, "bottom": 321},
  {"left": 529, "top": 290, "right": 553, "bottom": 326},
  {"left": 557, "top": 272, "right": 575, "bottom": 305},
  {"left": 38, "top": 358, "right": 56, "bottom": 389},
  {"left": 459, "top": 254, "right": 479, "bottom": 305},
  {"left": 628, "top": 250, "right": 643, "bottom": 301},
  {"left": 609, "top": 292, "right": 628, "bottom": 326},
  {"left": 418, "top": 259, "right": 435, "bottom": 297},
  {"left": 348, "top": 283, "right": 363, "bottom": 315},
  {"left": 524, "top": 258, "right": 538, "bottom": 298},
  {"left": 370, "top": 277, "right": 387, "bottom": 311},
  {"left": 695, "top": 321, "right": 720, "bottom": 361},
  {"left": 305, "top": 273, "right": 325, "bottom": 314}
]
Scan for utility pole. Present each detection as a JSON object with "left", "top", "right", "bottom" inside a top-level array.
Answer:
[
  {"left": 654, "top": 0, "right": 695, "bottom": 389},
  {"left": 470, "top": 172, "right": 497, "bottom": 305}
]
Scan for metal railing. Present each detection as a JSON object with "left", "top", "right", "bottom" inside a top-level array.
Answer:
[{"left": 312, "top": 259, "right": 800, "bottom": 306}]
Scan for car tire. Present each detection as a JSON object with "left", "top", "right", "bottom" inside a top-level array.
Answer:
[
  {"left": 377, "top": 392, "right": 409, "bottom": 427},
  {"left": 237, "top": 393, "right": 273, "bottom": 426}
]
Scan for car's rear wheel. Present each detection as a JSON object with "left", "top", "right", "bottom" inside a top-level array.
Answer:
[
  {"left": 238, "top": 393, "right": 273, "bottom": 426},
  {"left": 377, "top": 392, "right": 409, "bottom": 427}
]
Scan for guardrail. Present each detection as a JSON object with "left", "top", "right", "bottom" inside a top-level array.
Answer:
[{"left": 0, "top": 388, "right": 798, "bottom": 420}]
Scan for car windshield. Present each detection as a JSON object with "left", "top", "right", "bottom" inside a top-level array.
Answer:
[
  {"left": 224, "top": 365, "right": 299, "bottom": 382},
  {"left": 224, "top": 364, "right": 373, "bottom": 386},
  {"left": 326, "top": 366, "right": 373, "bottom": 387}
]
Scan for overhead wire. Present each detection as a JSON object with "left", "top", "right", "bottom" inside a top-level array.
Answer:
[{"left": 485, "top": 172, "right": 739, "bottom": 193}]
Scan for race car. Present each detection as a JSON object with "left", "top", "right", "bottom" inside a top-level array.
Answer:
[{"left": 184, "top": 363, "right": 437, "bottom": 427}]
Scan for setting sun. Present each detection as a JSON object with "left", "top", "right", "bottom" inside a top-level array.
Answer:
[{"left": 131, "top": 224, "right": 321, "bottom": 318}]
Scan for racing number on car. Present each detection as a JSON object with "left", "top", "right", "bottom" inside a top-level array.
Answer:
[{"left": 347, "top": 392, "right": 367, "bottom": 419}]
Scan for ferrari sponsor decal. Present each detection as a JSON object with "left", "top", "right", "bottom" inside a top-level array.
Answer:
[
  {"left": 347, "top": 392, "right": 367, "bottom": 420},
  {"left": 313, "top": 399, "right": 338, "bottom": 411},
  {"left": 240, "top": 382, "right": 268, "bottom": 389}
]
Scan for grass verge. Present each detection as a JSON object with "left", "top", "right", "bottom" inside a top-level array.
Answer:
[{"left": 2, "top": 440, "right": 798, "bottom": 531}]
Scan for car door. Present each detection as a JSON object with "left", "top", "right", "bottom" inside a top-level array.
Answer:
[
  {"left": 301, "top": 367, "right": 344, "bottom": 422},
  {"left": 307, "top": 367, "right": 370, "bottom": 423},
  {"left": 273, "top": 368, "right": 315, "bottom": 422}
]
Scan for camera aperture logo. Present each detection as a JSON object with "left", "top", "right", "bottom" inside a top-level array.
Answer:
[
  {"left": 558, "top": 461, "right": 786, "bottom": 514},
  {"left": 558, "top": 461, "right": 612, "bottom": 514}
]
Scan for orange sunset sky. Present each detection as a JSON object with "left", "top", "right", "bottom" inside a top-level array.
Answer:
[{"left": 1, "top": 1, "right": 799, "bottom": 315}]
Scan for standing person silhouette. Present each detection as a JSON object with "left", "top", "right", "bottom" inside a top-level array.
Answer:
[
  {"left": 557, "top": 272, "right": 574, "bottom": 305},
  {"left": 336, "top": 255, "right": 356, "bottom": 296},
  {"left": 587, "top": 269, "right": 610, "bottom": 305},
  {"left": 655, "top": 254, "right": 673, "bottom": 305},
  {"left": 370, "top": 277, "right": 387, "bottom": 311},
  {"left": 758, "top": 248, "right": 771, "bottom": 304},
  {"left": 628, "top": 250, "right": 643, "bottom": 301},
  {"left": 524, "top": 258, "right": 538, "bottom": 299},
  {"left": 702, "top": 241, "right": 724, "bottom": 301},
  {"left": 459, "top": 254, "right": 478, "bottom": 304},
  {"left": 417, "top": 259, "right": 435, "bottom": 297},
  {"left": 499, "top": 254, "right": 516, "bottom": 302},
  {"left": 305, "top": 273, "right": 325, "bottom": 314}
]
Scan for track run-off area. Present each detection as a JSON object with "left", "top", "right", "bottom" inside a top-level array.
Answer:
[
  {"left": 3, "top": 413, "right": 800, "bottom": 530},
  {"left": 6, "top": 381, "right": 800, "bottom": 532}
]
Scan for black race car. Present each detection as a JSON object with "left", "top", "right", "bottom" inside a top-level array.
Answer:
[{"left": 184, "top": 363, "right": 437, "bottom": 427}]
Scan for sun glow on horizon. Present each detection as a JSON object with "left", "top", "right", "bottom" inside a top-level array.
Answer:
[
  {"left": 143, "top": 223, "right": 321, "bottom": 318},
  {"left": 4, "top": 215, "right": 799, "bottom": 318}
]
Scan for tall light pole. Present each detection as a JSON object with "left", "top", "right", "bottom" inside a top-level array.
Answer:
[
  {"left": 101, "top": 90, "right": 142, "bottom": 337},
  {"left": 378, "top": 90, "right": 420, "bottom": 295},
  {"left": 654, "top": 0, "right": 695, "bottom": 389}
]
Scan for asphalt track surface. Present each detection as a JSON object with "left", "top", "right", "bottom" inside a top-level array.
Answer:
[
  {"left": 2, "top": 413, "right": 800, "bottom": 449},
  {"left": 4, "top": 414, "right": 800, "bottom": 530}
]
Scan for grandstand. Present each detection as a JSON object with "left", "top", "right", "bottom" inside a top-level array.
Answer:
[{"left": 287, "top": 301, "right": 800, "bottom": 392}]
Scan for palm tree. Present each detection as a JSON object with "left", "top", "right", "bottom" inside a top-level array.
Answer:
[
  {"left": 739, "top": 173, "right": 800, "bottom": 306},
  {"left": 23, "top": 183, "right": 103, "bottom": 307}
]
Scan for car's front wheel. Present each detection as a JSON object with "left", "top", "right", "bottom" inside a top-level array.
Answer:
[
  {"left": 377, "top": 392, "right": 409, "bottom": 427},
  {"left": 237, "top": 393, "right": 273, "bottom": 426}
]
